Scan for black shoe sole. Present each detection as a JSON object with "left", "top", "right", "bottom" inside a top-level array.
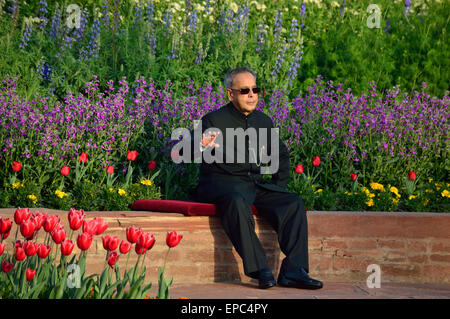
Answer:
[
  {"left": 277, "top": 278, "right": 323, "bottom": 290},
  {"left": 259, "top": 280, "right": 277, "bottom": 289}
]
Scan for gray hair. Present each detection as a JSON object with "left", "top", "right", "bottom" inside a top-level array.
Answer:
[{"left": 224, "top": 67, "right": 257, "bottom": 89}]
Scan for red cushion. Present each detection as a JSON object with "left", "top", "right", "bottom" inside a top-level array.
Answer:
[{"left": 131, "top": 199, "right": 259, "bottom": 216}]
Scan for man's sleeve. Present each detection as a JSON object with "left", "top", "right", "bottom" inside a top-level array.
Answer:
[{"left": 270, "top": 120, "right": 290, "bottom": 190}]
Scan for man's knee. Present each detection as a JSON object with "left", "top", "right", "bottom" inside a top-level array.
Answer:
[{"left": 217, "top": 192, "right": 251, "bottom": 217}]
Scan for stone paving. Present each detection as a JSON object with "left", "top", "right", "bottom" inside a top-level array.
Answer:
[{"left": 170, "top": 281, "right": 450, "bottom": 299}]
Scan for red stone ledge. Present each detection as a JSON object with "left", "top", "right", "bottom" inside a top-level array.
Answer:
[{"left": 0, "top": 208, "right": 449, "bottom": 285}]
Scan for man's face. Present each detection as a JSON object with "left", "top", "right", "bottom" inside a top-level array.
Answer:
[{"left": 226, "top": 72, "right": 258, "bottom": 116}]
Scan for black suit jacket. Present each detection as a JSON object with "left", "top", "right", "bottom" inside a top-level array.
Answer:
[{"left": 190, "top": 102, "right": 290, "bottom": 205}]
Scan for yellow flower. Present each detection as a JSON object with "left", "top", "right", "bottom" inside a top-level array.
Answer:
[
  {"left": 55, "top": 190, "right": 68, "bottom": 199},
  {"left": 315, "top": 189, "right": 323, "bottom": 194},
  {"left": 408, "top": 195, "right": 417, "bottom": 200},
  {"left": 229, "top": 2, "right": 238, "bottom": 13},
  {"left": 435, "top": 183, "right": 441, "bottom": 190},
  {"left": 12, "top": 181, "right": 21, "bottom": 189},
  {"left": 391, "top": 197, "right": 399, "bottom": 204},
  {"left": 428, "top": 178, "right": 433, "bottom": 183},
  {"left": 361, "top": 187, "right": 370, "bottom": 196},
  {"left": 422, "top": 198, "right": 429, "bottom": 206},
  {"left": 366, "top": 199, "right": 374, "bottom": 207},
  {"left": 441, "top": 190, "right": 450, "bottom": 198},
  {"left": 109, "top": 188, "right": 114, "bottom": 193},
  {"left": 368, "top": 193, "right": 375, "bottom": 198},
  {"left": 389, "top": 186, "right": 401, "bottom": 198},
  {"left": 425, "top": 189, "right": 433, "bottom": 193},
  {"left": 118, "top": 189, "right": 126, "bottom": 196},
  {"left": 370, "top": 182, "right": 384, "bottom": 192},
  {"left": 344, "top": 191, "right": 352, "bottom": 196},
  {"left": 28, "top": 194, "right": 37, "bottom": 204},
  {"left": 140, "top": 179, "right": 152, "bottom": 186}
]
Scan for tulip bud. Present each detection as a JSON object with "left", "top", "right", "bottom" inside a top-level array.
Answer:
[
  {"left": 78, "top": 152, "right": 88, "bottom": 163},
  {"left": 60, "top": 240, "right": 74, "bottom": 256},
  {"left": 37, "top": 244, "right": 51, "bottom": 259},
  {"left": 147, "top": 160, "right": 156, "bottom": 170},
  {"left": 351, "top": 173, "right": 358, "bottom": 181},
  {"left": 15, "top": 247, "right": 26, "bottom": 261},
  {"left": 408, "top": 170, "right": 417, "bottom": 181},
  {"left": 295, "top": 164, "right": 303, "bottom": 174},
  {"left": 1, "top": 261, "right": 14, "bottom": 273},
  {"left": 127, "top": 150, "right": 138, "bottom": 161},
  {"left": 14, "top": 207, "right": 30, "bottom": 225},
  {"left": 77, "top": 233, "right": 93, "bottom": 251},
  {"left": 166, "top": 231, "right": 183, "bottom": 248},
  {"left": 26, "top": 268, "right": 36, "bottom": 281},
  {"left": 23, "top": 241, "right": 37, "bottom": 257},
  {"left": 61, "top": 165, "right": 70, "bottom": 176},
  {"left": 106, "top": 165, "right": 114, "bottom": 175},
  {"left": 126, "top": 226, "right": 141, "bottom": 244},
  {"left": 20, "top": 219, "right": 36, "bottom": 240},
  {"left": 119, "top": 240, "right": 132, "bottom": 254},
  {"left": 312, "top": 156, "right": 321, "bottom": 167},
  {"left": 12, "top": 161, "right": 22, "bottom": 172},
  {"left": 0, "top": 243, "right": 5, "bottom": 257},
  {"left": 108, "top": 252, "right": 119, "bottom": 268}
]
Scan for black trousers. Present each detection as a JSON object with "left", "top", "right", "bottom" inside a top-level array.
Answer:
[{"left": 203, "top": 185, "right": 309, "bottom": 277}]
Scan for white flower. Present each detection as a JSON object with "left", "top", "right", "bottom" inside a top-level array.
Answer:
[{"left": 229, "top": 2, "right": 238, "bottom": 14}]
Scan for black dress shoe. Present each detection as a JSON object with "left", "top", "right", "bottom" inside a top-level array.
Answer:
[
  {"left": 249, "top": 268, "right": 277, "bottom": 289},
  {"left": 277, "top": 267, "right": 323, "bottom": 290}
]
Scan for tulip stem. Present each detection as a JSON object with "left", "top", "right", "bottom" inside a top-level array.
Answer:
[
  {"left": 162, "top": 248, "right": 171, "bottom": 275},
  {"left": 125, "top": 250, "right": 130, "bottom": 272}
]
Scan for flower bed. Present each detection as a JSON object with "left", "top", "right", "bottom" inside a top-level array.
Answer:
[{"left": 0, "top": 207, "right": 183, "bottom": 299}]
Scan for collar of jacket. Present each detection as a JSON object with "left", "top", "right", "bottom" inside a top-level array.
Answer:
[{"left": 226, "top": 101, "right": 256, "bottom": 120}]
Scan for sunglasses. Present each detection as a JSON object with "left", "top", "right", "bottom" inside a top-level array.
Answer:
[{"left": 229, "top": 87, "right": 261, "bottom": 95}]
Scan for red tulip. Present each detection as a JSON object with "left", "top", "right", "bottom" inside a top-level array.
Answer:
[
  {"left": 1, "top": 261, "right": 14, "bottom": 273},
  {"left": 37, "top": 244, "right": 51, "bottom": 259},
  {"left": 43, "top": 215, "right": 59, "bottom": 233},
  {"left": 30, "top": 211, "right": 46, "bottom": 231},
  {"left": 78, "top": 152, "right": 88, "bottom": 163},
  {"left": 147, "top": 160, "right": 156, "bottom": 171},
  {"left": 60, "top": 240, "right": 74, "bottom": 256},
  {"left": 61, "top": 165, "right": 70, "bottom": 176},
  {"left": 106, "top": 165, "right": 114, "bottom": 175},
  {"left": 77, "top": 233, "right": 93, "bottom": 251},
  {"left": 166, "top": 231, "right": 183, "bottom": 248},
  {"left": 15, "top": 247, "right": 26, "bottom": 261},
  {"left": 351, "top": 173, "right": 358, "bottom": 181},
  {"left": 51, "top": 228, "right": 66, "bottom": 244},
  {"left": 23, "top": 241, "right": 37, "bottom": 257},
  {"left": 102, "top": 235, "right": 111, "bottom": 250},
  {"left": 26, "top": 268, "right": 36, "bottom": 281},
  {"left": 0, "top": 243, "right": 5, "bottom": 257},
  {"left": 82, "top": 219, "right": 98, "bottom": 236},
  {"left": 108, "top": 252, "right": 119, "bottom": 268},
  {"left": 14, "top": 207, "right": 30, "bottom": 225},
  {"left": 119, "top": 240, "right": 132, "bottom": 254},
  {"left": 127, "top": 150, "right": 138, "bottom": 161},
  {"left": 2, "top": 231, "right": 10, "bottom": 240},
  {"left": 16, "top": 240, "right": 23, "bottom": 248},
  {"left": 312, "top": 156, "right": 321, "bottom": 167},
  {"left": 107, "top": 236, "right": 120, "bottom": 251},
  {"left": 126, "top": 226, "right": 141, "bottom": 244},
  {"left": 408, "top": 171, "right": 417, "bottom": 181},
  {"left": 137, "top": 232, "right": 155, "bottom": 250},
  {"left": 94, "top": 217, "right": 108, "bottom": 235},
  {"left": 20, "top": 220, "right": 36, "bottom": 240},
  {"left": 135, "top": 245, "right": 147, "bottom": 255},
  {"left": 295, "top": 164, "right": 304, "bottom": 174},
  {"left": 0, "top": 217, "right": 12, "bottom": 234},
  {"left": 68, "top": 208, "right": 85, "bottom": 231},
  {"left": 12, "top": 161, "right": 22, "bottom": 172}
]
